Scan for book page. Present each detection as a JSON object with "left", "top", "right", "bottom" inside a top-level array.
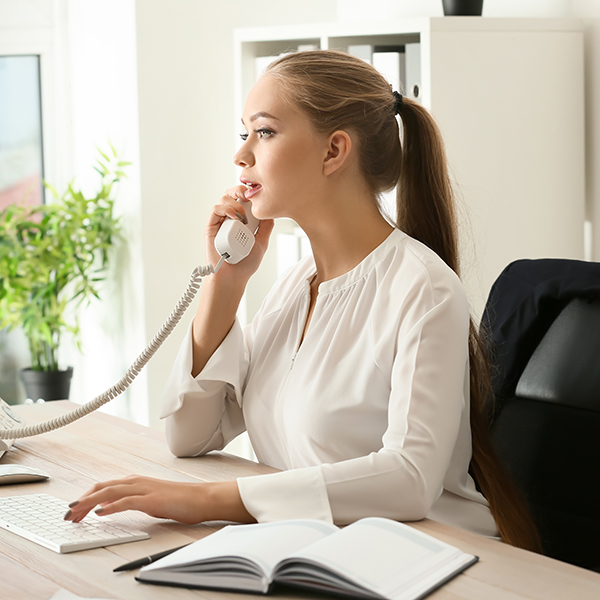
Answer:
[
  {"left": 143, "top": 519, "right": 338, "bottom": 579},
  {"left": 275, "top": 518, "right": 473, "bottom": 599}
]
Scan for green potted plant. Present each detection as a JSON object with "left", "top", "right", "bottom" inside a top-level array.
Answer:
[{"left": 0, "top": 146, "right": 127, "bottom": 401}]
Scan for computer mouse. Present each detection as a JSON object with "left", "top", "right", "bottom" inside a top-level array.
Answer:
[{"left": 0, "top": 464, "right": 51, "bottom": 485}]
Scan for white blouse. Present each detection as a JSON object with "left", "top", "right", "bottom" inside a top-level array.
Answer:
[{"left": 160, "top": 229, "right": 498, "bottom": 537}]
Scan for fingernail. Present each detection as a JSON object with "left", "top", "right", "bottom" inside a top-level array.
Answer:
[
  {"left": 95, "top": 507, "right": 104, "bottom": 515},
  {"left": 235, "top": 211, "right": 248, "bottom": 225},
  {"left": 68, "top": 501, "right": 79, "bottom": 508},
  {"left": 63, "top": 510, "right": 72, "bottom": 520}
]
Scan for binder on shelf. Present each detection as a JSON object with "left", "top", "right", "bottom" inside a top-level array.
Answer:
[
  {"left": 372, "top": 45, "right": 406, "bottom": 94},
  {"left": 405, "top": 42, "right": 422, "bottom": 103},
  {"left": 255, "top": 45, "right": 319, "bottom": 81},
  {"left": 348, "top": 44, "right": 373, "bottom": 63}
]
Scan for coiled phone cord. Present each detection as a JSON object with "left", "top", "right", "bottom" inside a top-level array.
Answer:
[{"left": 0, "top": 257, "right": 226, "bottom": 440}]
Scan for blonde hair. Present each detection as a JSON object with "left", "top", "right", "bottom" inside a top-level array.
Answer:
[{"left": 266, "top": 50, "right": 542, "bottom": 552}]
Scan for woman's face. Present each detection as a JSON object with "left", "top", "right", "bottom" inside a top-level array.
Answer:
[{"left": 234, "top": 75, "right": 330, "bottom": 222}]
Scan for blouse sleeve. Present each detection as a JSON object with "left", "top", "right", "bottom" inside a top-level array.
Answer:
[
  {"left": 159, "top": 319, "right": 249, "bottom": 457},
  {"left": 237, "top": 285, "right": 471, "bottom": 525},
  {"left": 158, "top": 258, "right": 307, "bottom": 459}
]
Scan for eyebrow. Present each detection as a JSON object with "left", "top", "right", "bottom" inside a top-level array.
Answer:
[{"left": 241, "top": 111, "right": 280, "bottom": 125}]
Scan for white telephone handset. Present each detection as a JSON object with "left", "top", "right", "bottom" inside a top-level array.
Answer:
[
  {"left": 214, "top": 198, "right": 260, "bottom": 264},
  {"left": 0, "top": 195, "right": 261, "bottom": 445}
]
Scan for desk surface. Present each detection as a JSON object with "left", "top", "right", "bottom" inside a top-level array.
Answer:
[{"left": 1, "top": 401, "right": 599, "bottom": 600}]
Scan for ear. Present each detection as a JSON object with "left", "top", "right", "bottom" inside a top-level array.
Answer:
[{"left": 322, "top": 130, "right": 352, "bottom": 176}]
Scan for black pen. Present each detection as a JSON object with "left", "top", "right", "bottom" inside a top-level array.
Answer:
[{"left": 113, "top": 543, "right": 190, "bottom": 572}]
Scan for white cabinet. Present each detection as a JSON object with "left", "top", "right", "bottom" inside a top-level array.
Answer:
[{"left": 235, "top": 18, "right": 585, "bottom": 317}]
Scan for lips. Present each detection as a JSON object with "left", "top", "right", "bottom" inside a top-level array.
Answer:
[{"left": 241, "top": 177, "right": 262, "bottom": 199}]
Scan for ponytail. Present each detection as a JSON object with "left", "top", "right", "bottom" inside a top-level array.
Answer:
[
  {"left": 397, "top": 99, "right": 542, "bottom": 552},
  {"left": 396, "top": 98, "right": 458, "bottom": 270}
]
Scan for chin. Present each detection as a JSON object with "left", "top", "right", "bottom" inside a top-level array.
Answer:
[
  {"left": 251, "top": 197, "right": 293, "bottom": 222},
  {"left": 251, "top": 203, "right": 277, "bottom": 221}
]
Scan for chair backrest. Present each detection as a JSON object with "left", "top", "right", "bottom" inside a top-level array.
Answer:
[
  {"left": 480, "top": 257, "right": 600, "bottom": 413},
  {"left": 515, "top": 297, "right": 600, "bottom": 412},
  {"left": 491, "top": 297, "right": 600, "bottom": 571}
]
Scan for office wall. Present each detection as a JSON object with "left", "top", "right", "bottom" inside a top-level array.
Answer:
[{"left": 135, "top": 0, "right": 337, "bottom": 427}]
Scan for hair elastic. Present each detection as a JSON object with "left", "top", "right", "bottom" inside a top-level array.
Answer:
[{"left": 393, "top": 91, "right": 403, "bottom": 115}]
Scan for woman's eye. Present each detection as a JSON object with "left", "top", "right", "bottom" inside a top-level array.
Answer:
[
  {"left": 255, "top": 128, "right": 274, "bottom": 139},
  {"left": 239, "top": 128, "right": 274, "bottom": 142}
]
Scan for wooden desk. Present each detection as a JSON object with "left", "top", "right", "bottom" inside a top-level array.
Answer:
[{"left": 1, "top": 401, "right": 599, "bottom": 600}]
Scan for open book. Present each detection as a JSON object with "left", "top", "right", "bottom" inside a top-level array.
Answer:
[{"left": 137, "top": 517, "right": 478, "bottom": 600}]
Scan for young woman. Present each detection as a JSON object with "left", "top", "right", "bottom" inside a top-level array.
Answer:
[{"left": 65, "top": 51, "right": 540, "bottom": 551}]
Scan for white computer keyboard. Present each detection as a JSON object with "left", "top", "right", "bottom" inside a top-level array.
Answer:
[{"left": 0, "top": 493, "right": 150, "bottom": 553}]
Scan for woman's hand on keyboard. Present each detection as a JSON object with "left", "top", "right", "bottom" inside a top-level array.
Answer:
[{"left": 63, "top": 476, "right": 255, "bottom": 525}]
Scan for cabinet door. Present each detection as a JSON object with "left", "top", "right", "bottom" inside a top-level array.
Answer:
[{"left": 429, "top": 29, "right": 584, "bottom": 311}]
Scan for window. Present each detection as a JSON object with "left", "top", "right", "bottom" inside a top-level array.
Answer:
[{"left": 0, "top": 55, "right": 44, "bottom": 209}]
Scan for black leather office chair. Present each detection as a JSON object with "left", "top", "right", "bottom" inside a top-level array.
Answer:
[{"left": 481, "top": 259, "right": 600, "bottom": 571}]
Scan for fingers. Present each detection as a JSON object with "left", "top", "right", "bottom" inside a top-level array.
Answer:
[
  {"left": 65, "top": 477, "right": 210, "bottom": 524},
  {"left": 92, "top": 495, "right": 148, "bottom": 518},
  {"left": 63, "top": 479, "right": 252, "bottom": 525},
  {"left": 64, "top": 476, "right": 152, "bottom": 522},
  {"left": 210, "top": 185, "right": 251, "bottom": 225},
  {"left": 205, "top": 185, "right": 266, "bottom": 271}
]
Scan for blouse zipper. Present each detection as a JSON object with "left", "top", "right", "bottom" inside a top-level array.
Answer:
[
  {"left": 273, "top": 350, "right": 298, "bottom": 465},
  {"left": 273, "top": 287, "right": 311, "bottom": 463}
]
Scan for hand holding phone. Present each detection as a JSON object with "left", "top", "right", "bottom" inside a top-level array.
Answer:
[{"left": 214, "top": 197, "right": 261, "bottom": 264}]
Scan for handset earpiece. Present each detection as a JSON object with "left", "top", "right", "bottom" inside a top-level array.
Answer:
[{"left": 214, "top": 198, "right": 261, "bottom": 264}]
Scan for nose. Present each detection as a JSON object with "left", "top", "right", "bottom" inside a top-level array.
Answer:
[{"left": 234, "top": 141, "right": 254, "bottom": 168}]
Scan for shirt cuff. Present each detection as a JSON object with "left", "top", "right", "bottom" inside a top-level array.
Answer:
[{"left": 237, "top": 467, "right": 334, "bottom": 523}]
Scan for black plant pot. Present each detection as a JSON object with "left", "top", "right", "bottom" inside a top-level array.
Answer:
[
  {"left": 20, "top": 367, "right": 73, "bottom": 402},
  {"left": 442, "top": 0, "right": 483, "bottom": 16}
]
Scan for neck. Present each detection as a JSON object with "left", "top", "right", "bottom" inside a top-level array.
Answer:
[{"left": 296, "top": 189, "right": 394, "bottom": 286}]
